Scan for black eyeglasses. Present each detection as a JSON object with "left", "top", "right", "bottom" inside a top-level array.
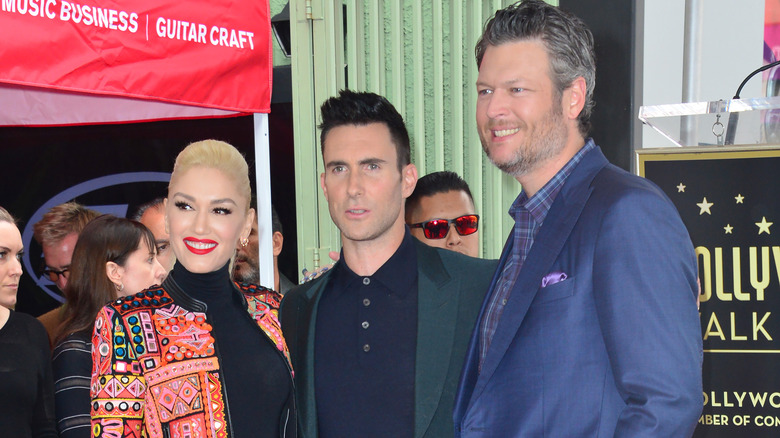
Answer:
[
  {"left": 410, "top": 214, "right": 479, "bottom": 240},
  {"left": 41, "top": 266, "right": 70, "bottom": 282}
]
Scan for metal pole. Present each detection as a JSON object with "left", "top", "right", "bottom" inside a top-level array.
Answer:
[{"left": 681, "top": 0, "right": 703, "bottom": 145}]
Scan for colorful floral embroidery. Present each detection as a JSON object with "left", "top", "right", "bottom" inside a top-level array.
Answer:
[
  {"left": 90, "top": 285, "right": 290, "bottom": 437},
  {"left": 241, "top": 284, "right": 292, "bottom": 369}
]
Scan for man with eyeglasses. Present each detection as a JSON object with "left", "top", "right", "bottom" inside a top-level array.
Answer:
[
  {"left": 406, "top": 171, "right": 481, "bottom": 258},
  {"left": 33, "top": 202, "right": 99, "bottom": 345}
]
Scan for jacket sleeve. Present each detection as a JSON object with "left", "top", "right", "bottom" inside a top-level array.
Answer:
[
  {"left": 593, "top": 189, "right": 703, "bottom": 437},
  {"left": 90, "top": 306, "right": 146, "bottom": 436}
]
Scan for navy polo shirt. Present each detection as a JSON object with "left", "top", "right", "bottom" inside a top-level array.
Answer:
[{"left": 315, "top": 230, "right": 419, "bottom": 438}]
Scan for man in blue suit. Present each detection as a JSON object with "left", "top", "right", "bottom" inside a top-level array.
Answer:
[{"left": 453, "top": 1, "right": 703, "bottom": 437}]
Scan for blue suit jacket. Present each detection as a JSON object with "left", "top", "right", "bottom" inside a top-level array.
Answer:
[{"left": 453, "top": 146, "right": 703, "bottom": 437}]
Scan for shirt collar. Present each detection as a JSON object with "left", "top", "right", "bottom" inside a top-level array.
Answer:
[
  {"left": 332, "top": 228, "right": 418, "bottom": 298},
  {"left": 509, "top": 138, "right": 597, "bottom": 225}
]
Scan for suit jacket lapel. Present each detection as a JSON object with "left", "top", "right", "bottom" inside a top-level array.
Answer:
[
  {"left": 414, "top": 241, "right": 456, "bottom": 438},
  {"left": 468, "top": 147, "right": 608, "bottom": 407},
  {"left": 295, "top": 268, "right": 335, "bottom": 438}
]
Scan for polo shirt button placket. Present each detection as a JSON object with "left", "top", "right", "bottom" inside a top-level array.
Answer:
[{"left": 361, "top": 278, "right": 371, "bottom": 354}]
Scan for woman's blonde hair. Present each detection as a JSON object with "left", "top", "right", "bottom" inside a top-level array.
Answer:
[
  {"left": 169, "top": 140, "right": 252, "bottom": 211},
  {"left": 0, "top": 206, "right": 14, "bottom": 224}
]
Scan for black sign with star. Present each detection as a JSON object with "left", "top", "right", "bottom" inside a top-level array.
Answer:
[{"left": 639, "top": 147, "right": 780, "bottom": 437}]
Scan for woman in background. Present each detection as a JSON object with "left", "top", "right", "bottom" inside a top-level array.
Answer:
[
  {"left": 0, "top": 206, "right": 57, "bottom": 438},
  {"left": 90, "top": 140, "right": 295, "bottom": 437},
  {"left": 52, "top": 215, "right": 166, "bottom": 438}
]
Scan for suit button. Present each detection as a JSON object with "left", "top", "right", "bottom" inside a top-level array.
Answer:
[
  {"left": 363, "top": 344, "right": 370, "bottom": 352},
  {"left": 362, "top": 321, "right": 369, "bottom": 329},
  {"left": 363, "top": 298, "right": 371, "bottom": 306}
]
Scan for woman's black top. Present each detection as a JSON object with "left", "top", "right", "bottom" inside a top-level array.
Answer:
[
  {"left": 170, "top": 262, "right": 292, "bottom": 438},
  {"left": 0, "top": 310, "right": 57, "bottom": 438}
]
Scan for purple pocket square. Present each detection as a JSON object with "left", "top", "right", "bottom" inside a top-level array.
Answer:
[{"left": 541, "top": 271, "right": 568, "bottom": 288}]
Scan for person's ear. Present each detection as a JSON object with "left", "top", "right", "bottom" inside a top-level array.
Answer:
[
  {"left": 105, "top": 261, "right": 124, "bottom": 289},
  {"left": 242, "top": 208, "right": 256, "bottom": 243},
  {"left": 401, "top": 163, "right": 418, "bottom": 199},
  {"left": 320, "top": 172, "right": 329, "bottom": 201},
  {"left": 272, "top": 231, "right": 284, "bottom": 257},
  {"left": 564, "top": 76, "right": 587, "bottom": 121}
]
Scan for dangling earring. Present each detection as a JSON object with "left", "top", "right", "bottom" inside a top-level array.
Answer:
[
  {"left": 240, "top": 237, "right": 249, "bottom": 247},
  {"left": 115, "top": 283, "right": 124, "bottom": 292}
]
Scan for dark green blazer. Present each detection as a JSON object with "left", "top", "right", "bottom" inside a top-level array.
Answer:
[{"left": 280, "top": 239, "right": 497, "bottom": 438}]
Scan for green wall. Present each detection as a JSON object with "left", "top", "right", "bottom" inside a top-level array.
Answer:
[{"left": 288, "top": 0, "right": 555, "bottom": 271}]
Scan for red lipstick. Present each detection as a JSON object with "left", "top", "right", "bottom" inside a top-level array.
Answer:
[{"left": 183, "top": 237, "right": 218, "bottom": 255}]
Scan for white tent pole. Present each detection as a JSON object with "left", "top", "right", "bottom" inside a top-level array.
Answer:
[{"left": 253, "top": 113, "right": 274, "bottom": 289}]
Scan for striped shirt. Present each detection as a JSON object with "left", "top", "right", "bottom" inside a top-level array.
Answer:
[{"left": 52, "top": 330, "right": 92, "bottom": 438}]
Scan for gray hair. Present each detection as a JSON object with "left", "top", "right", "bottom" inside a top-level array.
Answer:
[{"left": 476, "top": 0, "right": 596, "bottom": 136}]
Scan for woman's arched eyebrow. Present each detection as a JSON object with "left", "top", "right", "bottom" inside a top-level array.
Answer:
[{"left": 171, "top": 192, "right": 238, "bottom": 206}]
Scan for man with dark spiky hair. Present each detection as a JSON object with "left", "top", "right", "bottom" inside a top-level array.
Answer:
[{"left": 281, "top": 90, "right": 495, "bottom": 438}]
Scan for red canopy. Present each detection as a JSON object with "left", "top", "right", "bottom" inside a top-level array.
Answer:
[
  {"left": 0, "top": 0, "right": 277, "bottom": 289},
  {"left": 0, "top": 0, "right": 272, "bottom": 117}
]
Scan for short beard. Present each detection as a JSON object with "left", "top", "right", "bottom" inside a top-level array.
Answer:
[
  {"left": 233, "top": 260, "right": 260, "bottom": 284},
  {"left": 481, "top": 101, "right": 568, "bottom": 179}
]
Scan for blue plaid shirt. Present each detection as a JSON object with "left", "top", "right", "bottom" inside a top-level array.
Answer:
[{"left": 479, "top": 139, "right": 597, "bottom": 368}]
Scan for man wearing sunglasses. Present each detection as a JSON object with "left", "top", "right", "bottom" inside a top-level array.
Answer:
[
  {"left": 33, "top": 202, "right": 99, "bottom": 345},
  {"left": 453, "top": 2, "right": 702, "bottom": 437},
  {"left": 281, "top": 90, "right": 496, "bottom": 438},
  {"left": 406, "top": 171, "right": 481, "bottom": 258}
]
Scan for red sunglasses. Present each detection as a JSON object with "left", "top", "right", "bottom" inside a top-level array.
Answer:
[{"left": 410, "top": 214, "right": 480, "bottom": 240}]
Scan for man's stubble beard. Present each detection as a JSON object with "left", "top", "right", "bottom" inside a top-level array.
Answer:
[
  {"left": 234, "top": 258, "right": 260, "bottom": 284},
  {"left": 481, "top": 101, "right": 568, "bottom": 180}
]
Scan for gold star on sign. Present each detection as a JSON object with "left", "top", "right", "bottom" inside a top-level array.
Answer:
[
  {"left": 677, "top": 183, "right": 686, "bottom": 193},
  {"left": 697, "top": 197, "right": 714, "bottom": 215},
  {"left": 756, "top": 217, "right": 773, "bottom": 235},
  {"left": 724, "top": 224, "right": 733, "bottom": 234},
  {"left": 735, "top": 194, "right": 744, "bottom": 203}
]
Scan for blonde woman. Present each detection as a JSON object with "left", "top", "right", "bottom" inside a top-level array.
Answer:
[
  {"left": 90, "top": 141, "right": 295, "bottom": 437},
  {"left": 0, "top": 206, "right": 57, "bottom": 437}
]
